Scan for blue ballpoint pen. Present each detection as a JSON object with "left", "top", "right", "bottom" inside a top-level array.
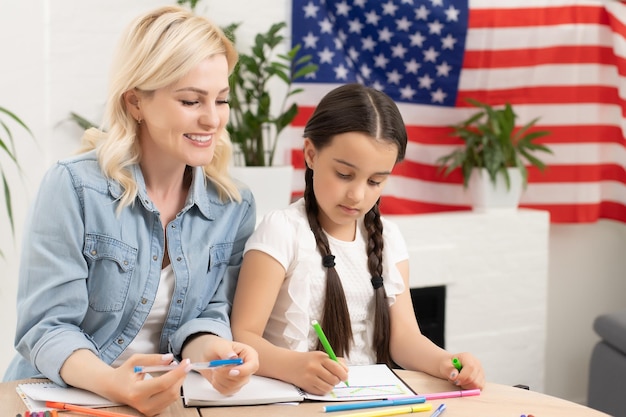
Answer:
[
  {"left": 134, "top": 358, "right": 243, "bottom": 373},
  {"left": 429, "top": 403, "right": 447, "bottom": 417},
  {"left": 323, "top": 396, "right": 427, "bottom": 412}
]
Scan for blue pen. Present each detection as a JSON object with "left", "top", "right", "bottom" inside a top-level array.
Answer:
[
  {"left": 429, "top": 403, "right": 447, "bottom": 417},
  {"left": 134, "top": 358, "right": 243, "bottom": 373},
  {"left": 323, "top": 396, "right": 427, "bottom": 412}
]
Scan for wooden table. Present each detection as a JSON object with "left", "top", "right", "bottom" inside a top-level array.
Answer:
[{"left": 2, "top": 371, "right": 610, "bottom": 417}]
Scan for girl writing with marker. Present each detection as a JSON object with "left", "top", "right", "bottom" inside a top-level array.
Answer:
[{"left": 231, "top": 83, "right": 485, "bottom": 395}]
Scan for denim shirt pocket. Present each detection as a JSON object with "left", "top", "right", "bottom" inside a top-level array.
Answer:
[{"left": 84, "top": 233, "right": 137, "bottom": 312}]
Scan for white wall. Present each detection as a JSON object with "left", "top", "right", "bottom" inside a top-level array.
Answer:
[{"left": 1, "top": 0, "right": 625, "bottom": 406}]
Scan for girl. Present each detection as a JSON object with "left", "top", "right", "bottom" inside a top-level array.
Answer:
[{"left": 231, "top": 83, "right": 484, "bottom": 395}]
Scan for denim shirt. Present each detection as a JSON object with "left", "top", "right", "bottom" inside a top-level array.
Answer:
[{"left": 3, "top": 150, "right": 255, "bottom": 386}]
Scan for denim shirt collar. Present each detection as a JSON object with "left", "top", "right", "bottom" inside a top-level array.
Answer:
[{"left": 107, "top": 164, "right": 214, "bottom": 220}]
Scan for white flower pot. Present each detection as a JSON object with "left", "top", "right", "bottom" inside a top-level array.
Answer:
[
  {"left": 468, "top": 167, "right": 523, "bottom": 212},
  {"left": 231, "top": 165, "right": 294, "bottom": 219}
]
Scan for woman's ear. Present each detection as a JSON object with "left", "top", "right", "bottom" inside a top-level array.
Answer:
[
  {"left": 303, "top": 138, "right": 316, "bottom": 170},
  {"left": 123, "top": 89, "right": 142, "bottom": 122}
]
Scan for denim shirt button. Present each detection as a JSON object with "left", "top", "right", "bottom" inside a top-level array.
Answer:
[
  {"left": 91, "top": 250, "right": 96, "bottom": 255},
  {"left": 176, "top": 257, "right": 182, "bottom": 262},
  {"left": 141, "top": 298, "right": 148, "bottom": 304},
  {"left": 171, "top": 224, "right": 176, "bottom": 229},
  {"left": 117, "top": 338, "right": 124, "bottom": 344},
  {"left": 152, "top": 255, "right": 158, "bottom": 261},
  {"left": 176, "top": 299, "right": 182, "bottom": 304}
]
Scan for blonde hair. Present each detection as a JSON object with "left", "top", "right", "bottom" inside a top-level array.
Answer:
[{"left": 78, "top": 5, "right": 240, "bottom": 209}]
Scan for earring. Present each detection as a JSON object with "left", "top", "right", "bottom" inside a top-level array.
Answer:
[{"left": 137, "top": 117, "right": 142, "bottom": 125}]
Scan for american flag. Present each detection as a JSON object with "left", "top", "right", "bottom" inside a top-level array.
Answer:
[{"left": 284, "top": 0, "right": 626, "bottom": 223}]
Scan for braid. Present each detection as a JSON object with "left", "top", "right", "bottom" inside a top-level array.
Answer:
[
  {"left": 364, "top": 201, "right": 392, "bottom": 365},
  {"left": 304, "top": 169, "right": 353, "bottom": 357}
]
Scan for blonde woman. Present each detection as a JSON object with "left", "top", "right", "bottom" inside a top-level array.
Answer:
[{"left": 4, "top": 6, "right": 258, "bottom": 416}]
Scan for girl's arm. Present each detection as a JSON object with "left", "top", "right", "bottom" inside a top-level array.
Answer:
[
  {"left": 389, "top": 260, "right": 485, "bottom": 389},
  {"left": 231, "top": 250, "right": 348, "bottom": 395}
]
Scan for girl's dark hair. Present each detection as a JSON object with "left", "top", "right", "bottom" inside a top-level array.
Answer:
[{"left": 303, "top": 83, "right": 407, "bottom": 365}]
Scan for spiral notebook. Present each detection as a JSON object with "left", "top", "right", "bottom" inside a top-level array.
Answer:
[{"left": 182, "top": 364, "right": 415, "bottom": 407}]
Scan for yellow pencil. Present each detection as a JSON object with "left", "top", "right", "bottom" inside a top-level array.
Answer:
[{"left": 338, "top": 403, "right": 433, "bottom": 417}]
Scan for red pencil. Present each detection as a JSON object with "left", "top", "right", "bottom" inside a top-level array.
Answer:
[{"left": 46, "top": 401, "right": 135, "bottom": 417}]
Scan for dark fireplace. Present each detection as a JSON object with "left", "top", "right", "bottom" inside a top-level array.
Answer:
[{"left": 410, "top": 285, "right": 446, "bottom": 349}]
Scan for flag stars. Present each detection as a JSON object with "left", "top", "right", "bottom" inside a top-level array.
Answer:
[
  {"left": 319, "top": 18, "right": 333, "bottom": 34},
  {"left": 441, "top": 34, "right": 457, "bottom": 50},
  {"left": 365, "top": 11, "right": 381, "bottom": 26},
  {"left": 404, "top": 59, "right": 421, "bottom": 74},
  {"left": 386, "top": 69, "right": 403, "bottom": 84},
  {"left": 374, "top": 53, "right": 390, "bottom": 68},
  {"left": 303, "top": 32, "right": 319, "bottom": 48},
  {"left": 395, "top": 16, "right": 413, "bottom": 31},
  {"left": 430, "top": 0, "right": 444, "bottom": 7},
  {"left": 348, "top": 18, "right": 364, "bottom": 34},
  {"left": 334, "top": 64, "right": 350, "bottom": 80},
  {"left": 354, "top": 0, "right": 367, "bottom": 7},
  {"left": 391, "top": 42, "right": 408, "bottom": 58},
  {"left": 418, "top": 74, "right": 434, "bottom": 89},
  {"left": 348, "top": 47, "right": 360, "bottom": 61},
  {"left": 444, "top": 5, "right": 461, "bottom": 22},
  {"left": 423, "top": 46, "right": 439, "bottom": 62},
  {"left": 400, "top": 84, "right": 417, "bottom": 100},
  {"left": 428, "top": 20, "right": 444, "bottom": 35},
  {"left": 318, "top": 47, "right": 335, "bottom": 63},
  {"left": 431, "top": 88, "right": 447, "bottom": 103},
  {"left": 378, "top": 27, "right": 394, "bottom": 42},
  {"left": 362, "top": 36, "right": 377, "bottom": 51},
  {"left": 415, "top": 5, "right": 430, "bottom": 20},
  {"left": 360, "top": 64, "right": 372, "bottom": 79},
  {"left": 335, "top": 1, "right": 351, "bottom": 17},
  {"left": 382, "top": 1, "right": 399, "bottom": 16},
  {"left": 410, "top": 31, "right": 426, "bottom": 47},
  {"left": 303, "top": 1, "right": 319, "bottom": 18},
  {"left": 436, "top": 61, "right": 452, "bottom": 76}
]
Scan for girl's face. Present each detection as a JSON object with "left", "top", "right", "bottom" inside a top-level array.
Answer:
[
  {"left": 303, "top": 132, "right": 398, "bottom": 239},
  {"left": 128, "top": 54, "right": 230, "bottom": 170}
]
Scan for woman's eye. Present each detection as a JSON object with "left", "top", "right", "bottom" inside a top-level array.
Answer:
[
  {"left": 369, "top": 179, "right": 382, "bottom": 186},
  {"left": 217, "top": 99, "right": 230, "bottom": 105},
  {"left": 336, "top": 172, "right": 350, "bottom": 179},
  {"left": 181, "top": 100, "right": 199, "bottom": 106}
]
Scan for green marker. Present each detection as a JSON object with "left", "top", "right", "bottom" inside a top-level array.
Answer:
[
  {"left": 311, "top": 319, "right": 349, "bottom": 387},
  {"left": 452, "top": 357, "right": 463, "bottom": 371}
]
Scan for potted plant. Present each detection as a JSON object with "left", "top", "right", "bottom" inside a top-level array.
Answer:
[
  {"left": 0, "top": 106, "right": 34, "bottom": 257},
  {"left": 224, "top": 21, "right": 317, "bottom": 217},
  {"left": 436, "top": 99, "right": 552, "bottom": 211}
]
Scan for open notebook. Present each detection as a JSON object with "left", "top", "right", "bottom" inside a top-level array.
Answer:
[{"left": 182, "top": 363, "right": 415, "bottom": 407}]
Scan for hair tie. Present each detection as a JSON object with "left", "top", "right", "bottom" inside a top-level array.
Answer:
[
  {"left": 322, "top": 255, "right": 335, "bottom": 268},
  {"left": 371, "top": 276, "right": 384, "bottom": 289}
]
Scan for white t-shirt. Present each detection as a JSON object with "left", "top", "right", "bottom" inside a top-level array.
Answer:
[
  {"left": 112, "top": 264, "right": 175, "bottom": 367},
  {"left": 243, "top": 198, "right": 408, "bottom": 364}
]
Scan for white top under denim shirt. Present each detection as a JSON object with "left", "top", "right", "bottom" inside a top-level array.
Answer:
[{"left": 3, "top": 150, "right": 255, "bottom": 386}]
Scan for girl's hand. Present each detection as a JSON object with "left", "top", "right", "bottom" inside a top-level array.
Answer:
[
  {"left": 445, "top": 352, "right": 485, "bottom": 390},
  {"left": 284, "top": 351, "right": 349, "bottom": 395}
]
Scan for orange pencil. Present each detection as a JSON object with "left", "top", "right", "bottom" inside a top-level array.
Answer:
[{"left": 46, "top": 401, "right": 135, "bottom": 417}]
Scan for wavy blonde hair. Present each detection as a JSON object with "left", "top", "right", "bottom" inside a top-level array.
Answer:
[{"left": 78, "top": 6, "right": 240, "bottom": 210}]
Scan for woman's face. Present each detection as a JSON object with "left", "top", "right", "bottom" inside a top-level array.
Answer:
[
  {"left": 131, "top": 54, "right": 230, "bottom": 169},
  {"left": 303, "top": 132, "right": 398, "bottom": 239}
]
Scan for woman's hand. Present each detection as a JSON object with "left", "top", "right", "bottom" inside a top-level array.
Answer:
[{"left": 106, "top": 353, "right": 190, "bottom": 417}]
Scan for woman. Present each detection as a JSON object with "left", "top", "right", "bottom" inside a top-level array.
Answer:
[{"left": 4, "top": 6, "right": 258, "bottom": 416}]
